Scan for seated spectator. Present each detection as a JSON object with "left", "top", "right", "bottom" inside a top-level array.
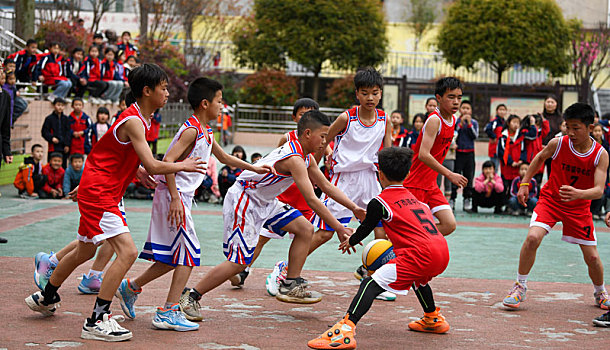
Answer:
[
  {"left": 472, "top": 160, "right": 505, "bottom": 214},
  {"left": 404, "top": 113, "right": 425, "bottom": 148},
  {"left": 100, "top": 48, "right": 124, "bottom": 105},
  {"left": 79, "top": 45, "right": 108, "bottom": 104},
  {"left": 251, "top": 152, "right": 262, "bottom": 164},
  {"left": 66, "top": 47, "right": 86, "bottom": 98},
  {"left": 4, "top": 58, "right": 16, "bottom": 75},
  {"left": 110, "top": 88, "right": 129, "bottom": 125},
  {"left": 507, "top": 162, "right": 538, "bottom": 216},
  {"left": 63, "top": 153, "right": 84, "bottom": 195},
  {"left": 123, "top": 55, "right": 137, "bottom": 78},
  {"left": 41, "top": 98, "right": 71, "bottom": 167},
  {"left": 2, "top": 71, "right": 27, "bottom": 125},
  {"left": 117, "top": 31, "right": 138, "bottom": 58},
  {"left": 7, "top": 39, "right": 38, "bottom": 82},
  {"left": 68, "top": 98, "right": 92, "bottom": 155},
  {"left": 33, "top": 42, "right": 72, "bottom": 100},
  {"left": 218, "top": 145, "right": 246, "bottom": 198},
  {"left": 92, "top": 32, "right": 105, "bottom": 51},
  {"left": 14, "top": 144, "right": 46, "bottom": 198},
  {"left": 40, "top": 152, "right": 65, "bottom": 199},
  {"left": 197, "top": 156, "right": 221, "bottom": 204},
  {"left": 390, "top": 110, "right": 407, "bottom": 146},
  {"left": 87, "top": 106, "right": 111, "bottom": 149},
  {"left": 147, "top": 109, "right": 161, "bottom": 155}
]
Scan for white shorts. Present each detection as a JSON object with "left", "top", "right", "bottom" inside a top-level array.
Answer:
[
  {"left": 371, "top": 263, "right": 410, "bottom": 296},
  {"left": 223, "top": 185, "right": 302, "bottom": 265},
  {"left": 260, "top": 200, "right": 296, "bottom": 240},
  {"left": 139, "top": 187, "right": 200, "bottom": 266},
  {"left": 312, "top": 170, "right": 382, "bottom": 231}
]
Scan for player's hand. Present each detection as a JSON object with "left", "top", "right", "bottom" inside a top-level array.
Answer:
[
  {"left": 64, "top": 146, "right": 69, "bottom": 153},
  {"left": 4, "top": 155, "right": 13, "bottom": 164},
  {"left": 336, "top": 227, "right": 356, "bottom": 254},
  {"left": 52, "top": 137, "right": 59, "bottom": 144},
  {"left": 447, "top": 172, "right": 467, "bottom": 188},
  {"left": 517, "top": 185, "right": 529, "bottom": 206},
  {"left": 352, "top": 206, "right": 366, "bottom": 222},
  {"left": 136, "top": 166, "right": 157, "bottom": 189},
  {"left": 252, "top": 164, "right": 275, "bottom": 175},
  {"left": 67, "top": 186, "right": 78, "bottom": 201},
  {"left": 58, "top": 188, "right": 63, "bottom": 197},
  {"left": 168, "top": 197, "right": 184, "bottom": 228},
  {"left": 182, "top": 157, "right": 207, "bottom": 174},
  {"left": 339, "top": 239, "right": 354, "bottom": 255},
  {"left": 605, "top": 212, "right": 610, "bottom": 228},
  {"left": 559, "top": 185, "right": 582, "bottom": 202}
]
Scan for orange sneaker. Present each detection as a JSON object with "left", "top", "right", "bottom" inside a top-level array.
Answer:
[
  {"left": 307, "top": 315, "right": 357, "bottom": 349},
  {"left": 408, "top": 307, "right": 450, "bottom": 334}
]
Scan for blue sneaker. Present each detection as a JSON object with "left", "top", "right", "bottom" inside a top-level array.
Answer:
[
  {"left": 78, "top": 273, "right": 103, "bottom": 294},
  {"left": 34, "top": 252, "right": 56, "bottom": 290},
  {"left": 152, "top": 304, "right": 199, "bottom": 331},
  {"left": 114, "top": 279, "right": 141, "bottom": 319}
]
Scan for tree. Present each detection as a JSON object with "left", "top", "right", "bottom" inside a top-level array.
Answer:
[
  {"left": 407, "top": 0, "right": 436, "bottom": 51},
  {"left": 15, "top": 0, "right": 35, "bottom": 40},
  {"left": 437, "top": 0, "right": 572, "bottom": 85},
  {"left": 570, "top": 23, "right": 610, "bottom": 103},
  {"left": 87, "top": 0, "right": 117, "bottom": 33},
  {"left": 232, "top": 0, "right": 388, "bottom": 100}
]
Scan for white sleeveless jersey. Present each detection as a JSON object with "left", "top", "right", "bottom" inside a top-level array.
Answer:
[
  {"left": 156, "top": 116, "right": 214, "bottom": 196},
  {"left": 237, "top": 138, "right": 310, "bottom": 204},
  {"left": 331, "top": 106, "right": 386, "bottom": 173}
]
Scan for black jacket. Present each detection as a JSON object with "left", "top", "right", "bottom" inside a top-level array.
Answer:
[
  {"left": 0, "top": 88, "right": 11, "bottom": 161},
  {"left": 41, "top": 111, "right": 71, "bottom": 152}
]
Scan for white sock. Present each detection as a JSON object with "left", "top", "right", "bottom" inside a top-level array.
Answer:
[
  {"left": 517, "top": 274, "right": 528, "bottom": 286},
  {"left": 164, "top": 302, "right": 173, "bottom": 309},
  {"left": 87, "top": 269, "right": 103, "bottom": 278},
  {"left": 129, "top": 279, "right": 140, "bottom": 291},
  {"left": 49, "top": 253, "right": 59, "bottom": 266},
  {"left": 244, "top": 266, "right": 250, "bottom": 273},
  {"left": 594, "top": 284, "right": 606, "bottom": 294}
]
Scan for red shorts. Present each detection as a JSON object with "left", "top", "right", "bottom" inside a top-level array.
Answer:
[
  {"left": 530, "top": 198, "right": 596, "bottom": 245},
  {"left": 278, "top": 185, "right": 313, "bottom": 220},
  {"left": 406, "top": 186, "right": 450, "bottom": 214},
  {"left": 371, "top": 242, "right": 449, "bottom": 294},
  {"left": 77, "top": 199, "right": 129, "bottom": 244}
]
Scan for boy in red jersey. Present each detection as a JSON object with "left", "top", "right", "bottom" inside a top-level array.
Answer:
[
  {"left": 25, "top": 63, "right": 206, "bottom": 342},
  {"left": 308, "top": 147, "right": 450, "bottom": 350},
  {"left": 502, "top": 102, "right": 610, "bottom": 311}
]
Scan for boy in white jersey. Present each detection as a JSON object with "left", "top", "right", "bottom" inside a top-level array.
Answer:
[
  {"left": 113, "top": 77, "right": 272, "bottom": 330},
  {"left": 179, "top": 111, "right": 365, "bottom": 319}
]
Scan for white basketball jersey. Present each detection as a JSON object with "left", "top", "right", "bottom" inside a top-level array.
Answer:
[
  {"left": 156, "top": 116, "right": 214, "bottom": 196},
  {"left": 331, "top": 106, "right": 386, "bottom": 173},
  {"left": 237, "top": 139, "right": 310, "bottom": 204}
]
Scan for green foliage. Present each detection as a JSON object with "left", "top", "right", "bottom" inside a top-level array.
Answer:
[
  {"left": 202, "top": 70, "right": 242, "bottom": 105},
  {"left": 437, "top": 0, "right": 572, "bottom": 84},
  {"left": 232, "top": 0, "right": 388, "bottom": 75},
  {"left": 408, "top": 0, "right": 436, "bottom": 50},
  {"left": 238, "top": 69, "right": 298, "bottom": 106},
  {"left": 35, "top": 21, "right": 92, "bottom": 53},
  {"left": 327, "top": 75, "right": 356, "bottom": 108}
]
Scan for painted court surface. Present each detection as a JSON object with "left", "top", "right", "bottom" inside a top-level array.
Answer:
[{"left": 1, "top": 189, "right": 610, "bottom": 348}]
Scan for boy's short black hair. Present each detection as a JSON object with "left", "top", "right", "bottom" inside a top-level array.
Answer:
[
  {"left": 128, "top": 63, "right": 168, "bottom": 99},
  {"left": 297, "top": 110, "right": 331, "bottom": 136},
  {"left": 26, "top": 39, "right": 37, "bottom": 46},
  {"left": 97, "top": 106, "right": 110, "bottom": 116},
  {"left": 70, "top": 153, "right": 84, "bottom": 162},
  {"left": 564, "top": 102, "right": 595, "bottom": 126},
  {"left": 378, "top": 147, "right": 413, "bottom": 182},
  {"left": 93, "top": 33, "right": 104, "bottom": 39},
  {"left": 496, "top": 104, "right": 507, "bottom": 111},
  {"left": 187, "top": 77, "right": 223, "bottom": 110},
  {"left": 72, "top": 47, "right": 84, "bottom": 55},
  {"left": 121, "top": 31, "right": 131, "bottom": 37},
  {"left": 482, "top": 160, "right": 495, "bottom": 170},
  {"left": 126, "top": 55, "right": 136, "bottom": 62},
  {"left": 48, "top": 41, "right": 59, "bottom": 49},
  {"left": 435, "top": 77, "right": 463, "bottom": 97},
  {"left": 104, "top": 47, "right": 115, "bottom": 55},
  {"left": 49, "top": 152, "right": 63, "bottom": 160},
  {"left": 71, "top": 97, "right": 84, "bottom": 106},
  {"left": 519, "top": 162, "right": 530, "bottom": 169},
  {"left": 31, "top": 144, "right": 43, "bottom": 152},
  {"left": 460, "top": 100, "right": 472, "bottom": 107},
  {"left": 390, "top": 110, "right": 404, "bottom": 118},
  {"left": 292, "top": 98, "right": 319, "bottom": 116},
  {"left": 250, "top": 153, "right": 262, "bottom": 162},
  {"left": 4, "top": 58, "right": 14, "bottom": 65},
  {"left": 52, "top": 97, "right": 66, "bottom": 105},
  {"left": 354, "top": 67, "right": 383, "bottom": 90}
]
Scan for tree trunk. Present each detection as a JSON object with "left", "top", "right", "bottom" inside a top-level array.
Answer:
[
  {"left": 496, "top": 66, "right": 504, "bottom": 85},
  {"left": 313, "top": 70, "right": 320, "bottom": 101},
  {"left": 184, "top": 19, "right": 193, "bottom": 64},
  {"left": 139, "top": 0, "right": 150, "bottom": 44},
  {"left": 578, "top": 79, "right": 591, "bottom": 103},
  {"left": 15, "top": 0, "right": 35, "bottom": 41}
]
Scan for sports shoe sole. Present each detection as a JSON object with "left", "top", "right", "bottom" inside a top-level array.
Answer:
[
  {"left": 81, "top": 328, "right": 132, "bottom": 341},
  {"left": 78, "top": 284, "right": 100, "bottom": 294},
  {"left": 152, "top": 319, "right": 199, "bottom": 332},
  {"left": 593, "top": 318, "right": 610, "bottom": 327},
  {"left": 25, "top": 295, "right": 55, "bottom": 316},
  {"left": 502, "top": 301, "right": 521, "bottom": 309},
  {"left": 408, "top": 322, "right": 450, "bottom": 334},
  {"left": 276, "top": 293, "right": 322, "bottom": 304},
  {"left": 114, "top": 289, "right": 136, "bottom": 319}
]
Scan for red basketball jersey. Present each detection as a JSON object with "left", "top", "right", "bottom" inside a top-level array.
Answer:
[
  {"left": 540, "top": 135, "right": 604, "bottom": 210},
  {"left": 404, "top": 109, "right": 456, "bottom": 189},
  {"left": 376, "top": 185, "right": 448, "bottom": 255},
  {"left": 79, "top": 103, "right": 150, "bottom": 205},
  {"left": 277, "top": 129, "right": 311, "bottom": 217}
]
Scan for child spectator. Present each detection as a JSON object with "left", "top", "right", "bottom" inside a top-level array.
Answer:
[
  {"left": 452, "top": 100, "right": 478, "bottom": 212},
  {"left": 472, "top": 160, "right": 504, "bottom": 214},
  {"left": 40, "top": 152, "right": 65, "bottom": 199},
  {"left": 87, "top": 106, "right": 111, "bottom": 149},
  {"left": 218, "top": 145, "right": 246, "bottom": 198},
  {"left": 79, "top": 46, "right": 108, "bottom": 104},
  {"left": 14, "top": 144, "right": 45, "bottom": 198},
  {"left": 437, "top": 130, "right": 457, "bottom": 207},
  {"left": 526, "top": 114, "right": 550, "bottom": 191},
  {"left": 404, "top": 113, "right": 425, "bottom": 148},
  {"left": 66, "top": 47, "right": 86, "bottom": 98},
  {"left": 197, "top": 156, "right": 221, "bottom": 204},
  {"left": 485, "top": 104, "right": 508, "bottom": 170},
  {"left": 117, "top": 31, "right": 138, "bottom": 58},
  {"left": 424, "top": 97, "right": 438, "bottom": 117},
  {"left": 100, "top": 48, "right": 124, "bottom": 104},
  {"left": 497, "top": 114, "right": 535, "bottom": 200},
  {"left": 123, "top": 55, "right": 137, "bottom": 78},
  {"left": 68, "top": 98, "right": 92, "bottom": 155},
  {"left": 7, "top": 39, "right": 38, "bottom": 82},
  {"left": 2, "top": 71, "right": 28, "bottom": 125},
  {"left": 92, "top": 32, "right": 105, "bottom": 52},
  {"left": 390, "top": 110, "right": 407, "bottom": 146},
  {"left": 110, "top": 89, "right": 130, "bottom": 125},
  {"left": 41, "top": 98, "right": 71, "bottom": 167},
  {"left": 555, "top": 120, "right": 567, "bottom": 138},
  {"left": 251, "top": 152, "right": 262, "bottom": 163},
  {"left": 3, "top": 58, "right": 16, "bottom": 75},
  {"left": 63, "top": 153, "right": 84, "bottom": 194},
  {"left": 591, "top": 123, "right": 608, "bottom": 219},
  {"left": 216, "top": 106, "right": 232, "bottom": 146},
  {"left": 508, "top": 163, "right": 538, "bottom": 215},
  {"left": 33, "top": 42, "right": 72, "bottom": 100},
  {"left": 146, "top": 109, "right": 161, "bottom": 155}
]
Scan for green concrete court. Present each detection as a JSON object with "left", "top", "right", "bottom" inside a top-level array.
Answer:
[{"left": 1, "top": 185, "right": 610, "bottom": 285}]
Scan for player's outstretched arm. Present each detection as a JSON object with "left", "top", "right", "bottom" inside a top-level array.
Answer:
[
  {"left": 211, "top": 139, "right": 273, "bottom": 174},
  {"left": 121, "top": 118, "right": 206, "bottom": 175},
  {"left": 419, "top": 116, "right": 467, "bottom": 187},
  {"left": 518, "top": 137, "right": 558, "bottom": 206},
  {"left": 559, "top": 149, "right": 608, "bottom": 202},
  {"left": 307, "top": 158, "right": 365, "bottom": 221},
  {"left": 339, "top": 199, "right": 383, "bottom": 254}
]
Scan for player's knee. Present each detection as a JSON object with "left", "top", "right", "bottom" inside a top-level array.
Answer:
[
  {"left": 523, "top": 234, "right": 543, "bottom": 249},
  {"left": 119, "top": 246, "right": 139, "bottom": 264},
  {"left": 585, "top": 253, "right": 601, "bottom": 266}
]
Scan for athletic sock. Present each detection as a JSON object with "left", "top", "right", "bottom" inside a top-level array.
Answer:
[
  {"left": 87, "top": 269, "right": 103, "bottom": 278},
  {"left": 41, "top": 282, "right": 60, "bottom": 305},
  {"left": 164, "top": 302, "right": 173, "bottom": 309},
  {"left": 189, "top": 288, "right": 202, "bottom": 301},
  {"left": 129, "top": 279, "right": 140, "bottom": 291},
  {"left": 346, "top": 276, "right": 385, "bottom": 325},
  {"left": 413, "top": 283, "right": 436, "bottom": 313},
  {"left": 594, "top": 284, "right": 606, "bottom": 294},
  {"left": 244, "top": 266, "right": 250, "bottom": 273},
  {"left": 517, "top": 274, "right": 528, "bottom": 286},
  {"left": 89, "top": 297, "right": 111, "bottom": 324},
  {"left": 49, "top": 253, "right": 59, "bottom": 266}
]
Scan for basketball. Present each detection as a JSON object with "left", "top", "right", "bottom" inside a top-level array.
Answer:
[{"left": 362, "top": 239, "right": 395, "bottom": 274}]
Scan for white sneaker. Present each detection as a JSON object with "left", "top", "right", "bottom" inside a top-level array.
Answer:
[
  {"left": 46, "top": 94, "right": 57, "bottom": 102},
  {"left": 25, "top": 291, "right": 59, "bottom": 316},
  {"left": 464, "top": 198, "right": 472, "bottom": 211},
  {"left": 265, "top": 261, "right": 287, "bottom": 296},
  {"left": 81, "top": 313, "right": 132, "bottom": 342},
  {"left": 375, "top": 291, "right": 397, "bottom": 301},
  {"left": 103, "top": 99, "right": 112, "bottom": 104}
]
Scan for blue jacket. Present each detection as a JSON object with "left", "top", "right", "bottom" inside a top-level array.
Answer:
[
  {"left": 456, "top": 117, "right": 478, "bottom": 152},
  {"left": 510, "top": 176, "right": 538, "bottom": 198},
  {"left": 63, "top": 163, "right": 83, "bottom": 193},
  {"left": 403, "top": 129, "right": 420, "bottom": 148}
]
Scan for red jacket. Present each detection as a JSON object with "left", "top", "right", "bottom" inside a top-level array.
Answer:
[
  {"left": 524, "top": 120, "right": 550, "bottom": 175},
  {"left": 42, "top": 164, "right": 65, "bottom": 194},
  {"left": 80, "top": 56, "right": 101, "bottom": 82},
  {"left": 34, "top": 53, "right": 68, "bottom": 85},
  {"left": 100, "top": 59, "right": 116, "bottom": 81},
  {"left": 69, "top": 111, "right": 92, "bottom": 154}
]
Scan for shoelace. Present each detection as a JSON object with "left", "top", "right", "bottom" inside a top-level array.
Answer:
[
  {"left": 186, "top": 296, "right": 201, "bottom": 311},
  {"left": 106, "top": 315, "right": 127, "bottom": 333},
  {"left": 508, "top": 284, "right": 524, "bottom": 296},
  {"left": 288, "top": 284, "right": 312, "bottom": 298}
]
